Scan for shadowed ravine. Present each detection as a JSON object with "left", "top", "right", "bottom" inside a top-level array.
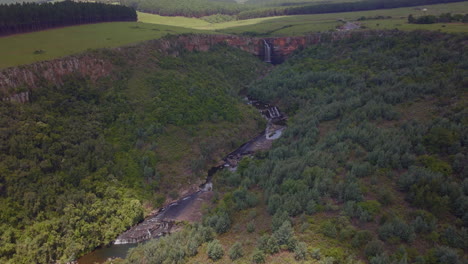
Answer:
[{"left": 77, "top": 98, "right": 286, "bottom": 264}]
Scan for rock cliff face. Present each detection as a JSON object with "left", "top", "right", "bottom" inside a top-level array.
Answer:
[
  {"left": 157, "top": 32, "right": 360, "bottom": 64},
  {"left": 0, "top": 31, "right": 385, "bottom": 102},
  {"left": 0, "top": 56, "right": 113, "bottom": 101}
]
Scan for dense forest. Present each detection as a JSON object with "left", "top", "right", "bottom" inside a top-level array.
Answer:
[
  {"left": 237, "top": 0, "right": 468, "bottom": 19},
  {"left": 408, "top": 13, "right": 468, "bottom": 24},
  {"left": 118, "top": 0, "right": 467, "bottom": 19},
  {"left": 0, "top": 1, "right": 136, "bottom": 36},
  {"left": 126, "top": 31, "right": 468, "bottom": 263},
  {"left": 0, "top": 45, "right": 267, "bottom": 263},
  {"left": 120, "top": 0, "right": 247, "bottom": 17}
]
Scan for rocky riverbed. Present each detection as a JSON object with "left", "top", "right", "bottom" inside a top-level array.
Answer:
[{"left": 77, "top": 98, "right": 286, "bottom": 263}]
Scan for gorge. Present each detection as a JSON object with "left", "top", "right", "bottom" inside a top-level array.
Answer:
[
  {"left": 78, "top": 96, "right": 286, "bottom": 263},
  {"left": 1, "top": 30, "right": 466, "bottom": 264}
]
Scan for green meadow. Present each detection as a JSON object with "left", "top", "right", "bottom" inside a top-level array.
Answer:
[
  {"left": 138, "top": 1, "right": 468, "bottom": 36},
  {"left": 1, "top": 1, "right": 467, "bottom": 69},
  {"left": 0, "top": 22, "right": 209, "bottom": 69}
]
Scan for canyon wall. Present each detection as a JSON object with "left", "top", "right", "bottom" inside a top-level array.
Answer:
[
  {"left": 0, "top": 31, "right": 388, "bottom": 102},
  {"left": 0, "top": 56, "right": 113, "bottom": 102}
]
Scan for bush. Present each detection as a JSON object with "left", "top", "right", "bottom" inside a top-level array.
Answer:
[
  {"left": 352, "top": 230, "right": 373, "bottom": 248},
  {"left": 434, "top": 246, "right": 460, "bottom": 264},
  {"left": 306, "top": 200, "right": 318, "bottom": 215},
  {"left": 271, "top": 211, "right": 290, "bottom": 231},
  {"left": 365, "top": 239, "right": 385, "bottom": 258},
  {"left": 205, "top": 211, "right": 231, "bottom": 234},
  {"left": 207, "top": 239, "right": 224, "bottom": 261},
  {"left": 378, "top": 218, "right": 415, "bottom": 243},
  {"left": 311, "top": 247, "right": 321, "bottom": 260},
  {"left": 273, "top": 221, "right": 294, "bottom": 246},
  {"left": 377, "top": 189, "right": 395, "bottom": 206},
  {"left": 294, "top": 242, "right": 308, "bottom": 260},
  {"left": 252, "top": 249, "right": 266, "bottom": 264},
  {"left": 247, "top": 221, "right": 255, "bottom": 233},
  {"left": 370, "top": 253, "right": 391, "bottom": 264},
  {"left": 321, "top": 220, "right": 338, "bottom": 238},
  {"left": 228, "top": 242, "right": 243, "bottom": 260},
  {"left": 257, "top": 235, "right": 270, "bottom": 252},
  {"left": 265, "top": 236, "right": 280, "bottom": 254}
]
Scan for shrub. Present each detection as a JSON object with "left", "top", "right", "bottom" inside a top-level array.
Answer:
[
  {"left": 252, "top": 249, "right": 266, "bottom": 264},
  {"left": 321, "top": 220, "right": 338, "bottom": 238},
  {"left": 306, "top": 200, "right": 317, "bottom": 215},
  {"left": 247, "top": 221, "right": 255, "bottom": 233},
  {"left": 205, "top": 211, "right": 231, "bottom": 234},
  {"left": 365, "top": 239, "right": 385, "bottom": 258},
  {"left": 352, "top": 230, "right": 373, "bottom": 248},
  {"left": 311, "top": 247, "right": 321, "bottom": 260},
  {"left": 199, "top": 226, "right": 215, "bottom": 242},
  {"left": 207, "top": 239, "right": 224, "bottom": 261},
  {"left": 294, "top": 242, "right": 308, "bottom": 260},
  {"left": 434, "top": 246, "right": 460, "bottom": 264},
  {"left": 370, "top": 253, "right": 391, "bottom": 264},
  {"left": 271, "top": 211, "right": 290, "bottom": 231},
  {"left": 186, "top": 237, "right": 200, "bottom": 256},
  {"left": 265, "top": 236, "right": 280, "bottom": 254},
  {"left": 411, "top": 213, "right": 436, "bottom": 234},
  {"left": 377, "top": 189, "right": 394, "bottom": 206},
  {"left": 228, "top": 242, "right": 243, "bottom": 260},
  {"left": 378, "top": 218, "right": 415, "bottom": 243},
  {"left": 257, "top": 235, "right": 270, "bottom": 252},
  {"left": 273, "top": 221, "right": 294, "bottom": 246}
]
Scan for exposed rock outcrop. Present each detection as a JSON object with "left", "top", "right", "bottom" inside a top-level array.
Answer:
[
  {"left": 0, "top": 31, "right": 392, "bottom": 102},
  {"left": 0, "top": 56, "right": 113, "bottom": 101}
]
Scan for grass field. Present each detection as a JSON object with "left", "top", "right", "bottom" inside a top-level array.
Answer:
[
  {"left": 217, "top": 1, "right": 468, "bottom": 35},
  {"left": 1, "top": 1, "right": 467, "bottom": 69},
  {"left": 139, "top": 1, "right": 468, "bottom": 36},
  {"left": 137, "top": 11, "right": 285, "bottom": 31},
  {"left": 0, "top": 22, "right": 209, "bottom": 69}
]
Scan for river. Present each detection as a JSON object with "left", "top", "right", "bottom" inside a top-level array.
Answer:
[{"left": 77, "top": 98, "right": 285, "bottom": 263}]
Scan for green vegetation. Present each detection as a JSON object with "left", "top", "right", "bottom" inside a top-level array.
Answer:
[
  {"left": 120, "top": 0, "right": 466, "bottom": 19},
  {"left": 0, "top": 22, "right": 210, "bottom": 69},
  {"left": 125, "top": 31, "right": 467, "bottom": 263},
  {"left": 138, "top": 2, "right": 468, "bottom": 37},
  {"left": 0, "top": 1, "right": 137, "bottom": 36},
  {"left": 0, "top": 44, "right": 268, "bottom": 263},
  {"left": 408, "top": 12, "right": 468, "bottom": 24},
  {"left": 237, "top": 0, "right": 468, "bottom": 19},
  {"left": 121, "top": 0, "right": 247, "bottom": 17},
  {"left": 1, "top": 1, "right": 467, "bottom": 69}
]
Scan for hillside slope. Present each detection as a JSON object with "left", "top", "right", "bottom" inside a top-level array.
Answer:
[
  {"left": 126, "top": 31, "right": 468, "bottom": 264},
  {"left": 0, "top": 43, "right": 268, "bottom": 263}
]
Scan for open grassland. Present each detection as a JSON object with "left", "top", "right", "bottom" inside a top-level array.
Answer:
[
  {"left": 139, "top": 1, "right": 468, "bottom": 36},
  {"left": 1, "top": 2, "right": 467, "bottom": 69},
  {"left": 219, "top": 1, "right": 468, "bottom": 35},
  {"left": 0, "top": 21, "right": 209, "bottom": 69},
  {"left": 137, "top": 11, "right": 286, "bottom": 31}
]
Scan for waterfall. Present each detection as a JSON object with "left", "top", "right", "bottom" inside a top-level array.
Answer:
[
  {"left": 273, "top": 107, "right": 280, "bottom": 118},
  {"left": 266, "top": 106, "right": 281, "bottom": 118},
  {"left": 263, "top": 39, "right": 271, "bottom": 63}
]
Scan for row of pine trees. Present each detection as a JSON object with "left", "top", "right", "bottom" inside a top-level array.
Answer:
[{"left": 0, "top": 1, "right": 137, "bottom": 36}]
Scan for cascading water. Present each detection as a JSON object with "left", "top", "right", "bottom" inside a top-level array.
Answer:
[
  {"left": 263, "top": 39, "right": 272, "bottom": 63},
  {"left": 78, "top": 97, "right": 286, "bottom": 263}
]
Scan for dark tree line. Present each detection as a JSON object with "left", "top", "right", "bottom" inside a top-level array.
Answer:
[
  {"left": 408, "top": 13, "right": 468, "bottom": 24},
  {"left": 120, "top": 0, "right": 247, "bottom": 18},
  {"left": 238, "top": 0, "right": 468, "bottom": 19},
  {"left": 0, "top": 1, "right": 137, "bottom": 36}
]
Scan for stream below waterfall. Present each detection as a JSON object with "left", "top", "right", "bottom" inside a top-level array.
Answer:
[{"left": 77, "top": 98, "right": 286, "bottom": 264}]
